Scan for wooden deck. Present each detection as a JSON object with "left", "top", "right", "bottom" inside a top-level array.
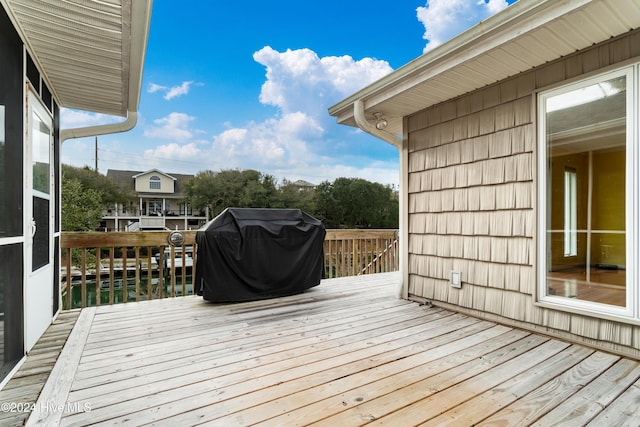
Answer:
[
  {"left": 18, "top": 272, "right": 640, "bottom": 426},
  {"left": 0, "top": 310, "right": 81, "bottom": 427}
]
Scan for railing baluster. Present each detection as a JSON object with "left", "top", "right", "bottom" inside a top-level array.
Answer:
[
  {"left": 170, "top": 245, "right": 176, "bottom": 297},
  {"left": 157, "top": 246, "right": 164, "bottom": 298},
  {"left": 156, "top": 245, "right": 163, "bottom": 299},
  {"left": 64, "top": 247, "right": 72, "bottom": 310},
  {"left": 108, "top": 247, "right": 115, "bottom": 305},
  {"left": 80, "top": 249, "right": 87, "bottom": 309},
  {"left": 180, "top": 243, "right": 185, "bottom": 296},
  {"left": 135, "top": 246, "right": 141, "bottom": 302},
  {"left": 93, "top": 248, "right": 99, "bottom": 306},
  {"left": 122, "top": 247, "right": 128, "bottom": 303},
  {"left": 146, "top": 247, "right": 152, "bottom": 300}
]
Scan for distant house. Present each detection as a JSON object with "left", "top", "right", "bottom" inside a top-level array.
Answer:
[
  {"left": 104, "top": 169, "right": 208, "bottom": 231},
  {"left": 330, "top": 0, "right": 640, "bottom": 358},
  {"left": 288, "top": 179, "right": 317, "bottom": 192},
  {"left": 0, "top": 0, "right": 152, "bottom": 384}
]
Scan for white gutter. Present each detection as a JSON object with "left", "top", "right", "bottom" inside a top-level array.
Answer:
[
  {"left": 60, "top": 111, "right": 138, "bottom": 143},
  {"left": 353, "top": 99, "right": 407, "bottom": 301},
  {"left": 59, "top": 0, "right": 152, "bottom": 143},
  {"left": 353, "top": 100, "right": 402, "bottom": 148}
]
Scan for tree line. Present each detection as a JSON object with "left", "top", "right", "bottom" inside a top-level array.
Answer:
[{"left": 62, "top": 165, "right": 398, "bottom": 231}]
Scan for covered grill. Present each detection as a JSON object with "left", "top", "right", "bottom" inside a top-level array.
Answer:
[{"left": 195, "top": 208, "right": 325, "bottom": 302}]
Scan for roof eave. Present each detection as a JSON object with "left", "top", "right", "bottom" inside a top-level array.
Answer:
[
  {"left": 328, "top": 0, "right": 592, "bottom": 126},
  {"left": 126, "top": 0, "right": 153, "bottom": 114},
  {"left": 0, "top": 0, "right": 153, "bottom": 118}
]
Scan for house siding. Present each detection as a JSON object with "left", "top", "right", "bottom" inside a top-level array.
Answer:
[
  {"left": 406, "top": 29, "right": 640, "bottom": 358},
  {"left": 134, "top": 172, "right": 175, "bottom": 193}
]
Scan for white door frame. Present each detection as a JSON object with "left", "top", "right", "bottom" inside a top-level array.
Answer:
[{"left": 24, "top": 87, "right": 54, "bottom": 351}]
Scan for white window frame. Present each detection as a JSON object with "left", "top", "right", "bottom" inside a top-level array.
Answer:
[
  {"left": 537, "top": 65, "right": 637, "bottom": 320},
  {"left": 149, "top": 175, "right": 161, "bottom": 190},
  {"left": 149, "top": 175, "right": 162, "bottom": 190}
]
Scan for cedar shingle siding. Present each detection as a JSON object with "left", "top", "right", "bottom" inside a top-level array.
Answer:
[{"left": 407, "top": 29, "right": 640, "bottom": 358}]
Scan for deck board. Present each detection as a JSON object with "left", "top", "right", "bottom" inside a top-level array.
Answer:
[
  {"left": 16, "top": 272, "right": 640, "bottom": 426},
  {"left": 533, "top": 358, "right": 640, "bottom": 427},
  {"left": 0, "top": 310, "right": 81, "bottom": 427},
  {"left": 73, "top": 301, "right": 416, "bottom": 385}
]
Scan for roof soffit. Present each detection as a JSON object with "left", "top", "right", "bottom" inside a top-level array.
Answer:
[
  {"left": 1, "top": 0, "right": 152, "bottom": 117},
  {"left": 329, "top": 0, "right": 640, "bottom": 132}
]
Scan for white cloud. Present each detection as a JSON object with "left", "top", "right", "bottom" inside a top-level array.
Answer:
[
  {"left": 164, "top": 81, "right": 194, "bottom": 100},
  {"left": 147, "top": 83, "right": 167, "bottom": 94},
  {"left": 486, "top": 0, "right": 510, "bottom": 13},
  {"left": 211, "top": 112, "right": 324, "bottom": 169},
  {"left": 60, "top": 108, "right": 122, "bottom": 129},
  {"left": 144, "top": 142, "right": 201, "bottom": 161},
  {"left": 201, "top": 111, "right": 400, "bottom": 186},
  {"left": 263, "top": 161, "right": 400, "bottom": 188},
  {"left": 135, "top": 47, "right": 398, "bottom": 185},
  {"left": 160, "top": 47, "right": 397, "bottom": 182},
  {"left": 147, "top": 81, "right": 195, "bottom": 100},
  {"left": 143, "top": 112, "right": 195, "bottom": 141},
  {"left": 417, "top": 0, "right": 510, "bottom": 52},
  {"left": 253, "top": 46, "right": 393, "bottom": 117}
]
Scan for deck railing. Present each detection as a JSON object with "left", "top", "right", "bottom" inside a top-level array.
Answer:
[
  {"left": 60, "top": 229, "right": 398, "bottom": 309},
  {"left": 323, "top": 229, "right": 399, "bottom": 278}
]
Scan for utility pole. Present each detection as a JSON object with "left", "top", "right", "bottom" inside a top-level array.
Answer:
[{"left": 95, "top": 136, "right": 98, "bottom": 172}]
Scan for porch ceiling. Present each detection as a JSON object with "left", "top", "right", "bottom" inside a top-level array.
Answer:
[
  {"left": 329, "top": 0, "right": 640, "bottom": 137},
  {"left": 0, "top": 0, "right": 152, "bottom": 117}
]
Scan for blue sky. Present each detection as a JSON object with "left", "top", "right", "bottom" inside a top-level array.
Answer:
[{"left": 61, "top": 0, "right": 517, "bottom": 188}]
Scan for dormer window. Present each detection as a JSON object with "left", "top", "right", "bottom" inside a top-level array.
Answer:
[{"left": 149, "top": 175, "right": 161, "bottom": 190}]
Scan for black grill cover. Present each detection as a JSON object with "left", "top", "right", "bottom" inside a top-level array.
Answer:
[{"left": 195, "top": 208, "right": 326, "bottom": 302}]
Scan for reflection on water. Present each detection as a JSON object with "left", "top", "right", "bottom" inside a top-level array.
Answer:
[{"left": 66, "top": 275, "right": 194, "bottom": 309}]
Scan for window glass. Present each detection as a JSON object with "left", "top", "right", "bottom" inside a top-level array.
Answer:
[
  {"left": 149, "top": 175, "right": 161, "bottom": 190},
  {"left": 543, "top": 74, "right": 627, "bottom": 309},
  {"left": 0, "top": 244, "right": 24, "bottom": 379},
  {"left": 32, "top": 109, "right": 50, "bottom": 195},
  {"left": 149, "top": 199, "right": 162, "bottom": 215},
  {"left": 0, "top": 106, "right": 5, "bottom": 236},
  {"left": 179, "top": 203, "right": 192, "bottom": 215},
  {"left": 29, "top": 92, "right": 52, "bottom": 272},
  {"left": 0, "top": 105, "right": 22, "bottom": 238}
]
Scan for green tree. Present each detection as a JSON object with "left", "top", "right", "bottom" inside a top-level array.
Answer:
[
  {"left": 62, "top": 164, "right": 131, "bottom": 205},
  {"left": 183, "top": 169, "right": 280, "bottom": 217},
  {"left": 314, "top": 178, "right": 398, "bottom": 228},
  {"left": 314, "top": 180, "right": 341, "bottom": 227},
  {"left": 240, "top": 172, "right": 278, "bottom": 208},
  {"left": 61, "top": 164, "right": 133, "bottom": 231},
  {"left": 278, "top": 181, "right": 316, "bottom": 213},
  {"left": 61, "top": 178, "right": 104, "bottom": 231},
  {"left": 184, "top": 169, "right": 398, "bottom": 229}
]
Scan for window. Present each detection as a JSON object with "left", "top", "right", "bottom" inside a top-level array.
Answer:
[
  {"left": 32, "top": 108, "right": 50, "bottom": 195},
  {"left": 148, "top": 199, "right": 162, "bottom": 215},
  {"left": 538, "top": 67, "right": 633, "bottom": 318},
  {"left": 122, "top": 201, "right": 134, "bottom": 214},
  {"left": 30, "top": 91, "right": 52, "bottom": 271},
  {"left": 179, "top": 203, "right": 192, "bottom": 215},
  {"left": 149, "top": 175, "right": 161, "bottom": 190}
]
